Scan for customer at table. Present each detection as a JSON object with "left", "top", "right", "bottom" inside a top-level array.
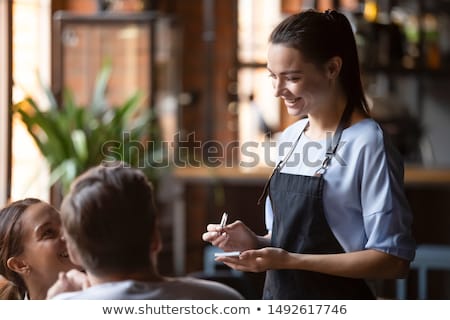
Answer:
[
  {"left": 48, "top": 163, "right": 243, "bottom": 300},
  {"left": 0, "top": 198, "right": 77, "bottom": 299}
]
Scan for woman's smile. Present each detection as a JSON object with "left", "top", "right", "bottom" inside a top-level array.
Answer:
[{"left": 283, "top": 97, "right": 301, "bottom": 104}]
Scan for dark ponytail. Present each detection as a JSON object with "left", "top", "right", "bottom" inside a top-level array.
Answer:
[
  {"left": 0, "top": 198, "right": 42, "bottom": 299},
  {"left": 269, "top": 9, "right": 369, "bottom": 115}
]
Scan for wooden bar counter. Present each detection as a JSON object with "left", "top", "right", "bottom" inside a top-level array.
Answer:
[
  {"left": 172, "top": 165, "right": 450, "bottom": 185},
  {"left": 168, "top": 165, "right": 450, "bottom": 275}
]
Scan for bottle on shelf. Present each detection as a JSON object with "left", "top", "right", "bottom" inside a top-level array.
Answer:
[
  {"left": 402, "top": 14, "right": 420, "bottom": 70},
  {"left": 423, "top": 13, "right": 441, "bottom": 70}
]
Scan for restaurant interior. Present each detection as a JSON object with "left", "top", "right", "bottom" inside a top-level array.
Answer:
[{"left": 1, "top": 0, "right": 450, "bottom": 299}]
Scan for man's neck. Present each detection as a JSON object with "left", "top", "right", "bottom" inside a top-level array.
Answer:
[{"left": 87, "top": 267, "right": 165, "bottom": 286}]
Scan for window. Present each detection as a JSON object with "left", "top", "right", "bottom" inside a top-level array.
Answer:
[
  {"left": 236, "top": 0, "right": 364, "bottom": 169},
  {"left": 10, "top": 0, "right": 51, "bottom": 201},
  {"left": 0, "top": 0, "right": 12, "bottom": 206},
  {"left": 237, "top": 0, "right": 282, "bottom": 170}
]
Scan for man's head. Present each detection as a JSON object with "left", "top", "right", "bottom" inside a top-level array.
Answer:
[{"left": 60, "top": 164, "right": 158, "bottom": 276}]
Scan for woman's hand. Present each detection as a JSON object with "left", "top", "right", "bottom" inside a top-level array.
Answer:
[
  {"left": 46, "top": 269, "right": 90, "bottom": 299},
  {"left": 202, "top": 220, "right": 259, "bottom": 252},
  {"left": 215, "top": 247, "right": 291, "bottom": 273}
]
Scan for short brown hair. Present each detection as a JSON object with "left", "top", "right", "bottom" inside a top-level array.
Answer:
[{"left": 61, "top": 164, "right": 157, "bottom": 275}]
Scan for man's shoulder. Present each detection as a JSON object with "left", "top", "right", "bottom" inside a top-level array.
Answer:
[
  {"left": 52, "top": 278, "right": 244, "bottom": 300},
  {"left": 165, "top": 277, "right": 244, "bottom": 299}
]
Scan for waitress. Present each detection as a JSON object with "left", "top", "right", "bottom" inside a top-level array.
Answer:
[{"left": 203, "top": 9, "right": 415, "bottom": 299}]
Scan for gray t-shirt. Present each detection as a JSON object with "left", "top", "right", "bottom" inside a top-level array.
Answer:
[{"left": 52, "top": 277, "right": 244, "bottom": 300}]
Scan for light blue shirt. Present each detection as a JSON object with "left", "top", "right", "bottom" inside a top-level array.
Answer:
[{"left": 265, "top": 118, "right": 416, "bottom": 261}]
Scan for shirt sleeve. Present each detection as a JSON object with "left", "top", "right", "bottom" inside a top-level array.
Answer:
[{"left": 359, "top": 128, "right": 416, "bottom": 261}]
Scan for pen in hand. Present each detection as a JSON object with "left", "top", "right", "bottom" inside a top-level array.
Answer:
[
  {"left": 216, "top": 212, "right": 241, "bottom": 257},
  {"left": 219, "top": 212, "right": 228, "bottom": 233}
]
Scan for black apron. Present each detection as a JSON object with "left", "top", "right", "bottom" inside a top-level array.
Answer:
[{"left": 259, "top": 107, "right": 375, "bottom": 300}]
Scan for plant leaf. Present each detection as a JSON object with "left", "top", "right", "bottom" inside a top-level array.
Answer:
[
  {"left": 91, "top": 59, "right": 112, "bottom": 116},
  {"left": 36, "top": 71, "right": 59, "bottom": 111},
  {"left": 71, "top": 129, "right": 88, "bottom": 165},
  {"left": 13, "top": 62, "right": 164, "bottom": 197}
]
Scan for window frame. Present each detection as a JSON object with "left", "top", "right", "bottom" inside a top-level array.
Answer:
[{"left": 0, "top": 0, "right": 12, "bottom": 206}]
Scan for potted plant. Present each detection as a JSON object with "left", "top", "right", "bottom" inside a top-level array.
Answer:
[{"left": 13, "top": 62, "right": 163, "bottom": 199}]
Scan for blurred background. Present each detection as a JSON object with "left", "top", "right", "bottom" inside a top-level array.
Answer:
[{"left": 1, "top": 0, "right": 450, "bottom": 299}]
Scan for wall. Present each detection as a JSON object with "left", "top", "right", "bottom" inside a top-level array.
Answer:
[{"left": 423, "top": 79, "right": 450, "bottom": 167}]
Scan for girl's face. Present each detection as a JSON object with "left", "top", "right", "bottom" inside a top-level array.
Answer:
[
  {"left": 13, "top": 202, "right": 76, "bottom": 288},
  {"left": 267, "top": 43, "right": 332, "bottom": 117}
]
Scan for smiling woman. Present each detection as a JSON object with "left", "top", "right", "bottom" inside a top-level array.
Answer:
[
  {"left": 203, "top": 9, "right": 415, "bottom": 300},
  {"left": 0, "top": 198, "right": 77, "bottom": 299}
]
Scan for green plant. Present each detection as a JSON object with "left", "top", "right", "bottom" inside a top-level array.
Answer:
[{"left": 13, "top": 63, "right": 162, "bottom": 195}]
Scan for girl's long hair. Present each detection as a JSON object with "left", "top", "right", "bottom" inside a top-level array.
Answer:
[{"left": 0, "top": 198, "right": 42, "bottom": 299}]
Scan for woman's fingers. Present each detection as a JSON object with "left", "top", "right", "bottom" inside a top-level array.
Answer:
[
  {"left": 66, "top": 269, "right": 90, "bottom": 289},
  {"left": 206, "top": 223, "right": 222, "bottom": 232},
  {"left": 46, "top": 272, "right": 70, "bottom": 299},
  {"left": 201, "top": 231, "right": 216, "bottom": 241},
  {"left": 214, "top": 249, "right": 270, "bottom": 273},
  {"left": 203, "top": 231, "right": 229, "bottom": 247},
  {"left": 239, "top": 249, "right": 260, "bottom": 259},
  {"left": 206, "top": 221, "right": 240, "bottom": 233},
  {"left": 203, "top": 224, "right": 229, "bottom": 242},
  {"left": 202, "top": 230, "right": 223, "bottom": 241},
  {"left": 218, "top": 257, "right": 259, "bottom": 273},
  {"left": 212, "top": 233, "right": 230, "bottom": 247}
]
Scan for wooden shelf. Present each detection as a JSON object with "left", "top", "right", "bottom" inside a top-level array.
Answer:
[
  {"left": 172, "top": 166, "right": 271, "bottom": 184},
  {"left": 172, "top": 165, "right": 450, "bottom": 186},
  {"left": 363, "top": 65, "right": 450, "bottom": 78},
  {"left": 404, "top": 166, "right": 450, "bottom": 186}
]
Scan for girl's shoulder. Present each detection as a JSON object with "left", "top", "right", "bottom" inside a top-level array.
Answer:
[{"left": 343, "top": 118, "right": 384, "bottom": 145}]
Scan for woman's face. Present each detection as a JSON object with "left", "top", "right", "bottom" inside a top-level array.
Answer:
[
  {"left": 267, "top": 43, "right": 331, "bottom": 117},
  {"left": 15, "top": 202, "right": 76, "bottom": 287}
]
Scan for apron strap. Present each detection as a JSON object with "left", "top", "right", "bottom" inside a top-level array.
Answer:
[
  {"left": 314, "top": 103, "right": 353, "bottom": 176},
  {"left": 257, "top": 103, "right": 353, "bottom": 204},
  {"left": 257, "top": 120, "right": 308, "bottom": 205}
]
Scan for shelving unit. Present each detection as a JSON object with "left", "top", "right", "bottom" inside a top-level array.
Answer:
[
  {"left": 237, "top": 0, "right": 450, "bottom": 164},
  {"left": 350, "top": 0, "right": 450, "bottom": 164}
]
